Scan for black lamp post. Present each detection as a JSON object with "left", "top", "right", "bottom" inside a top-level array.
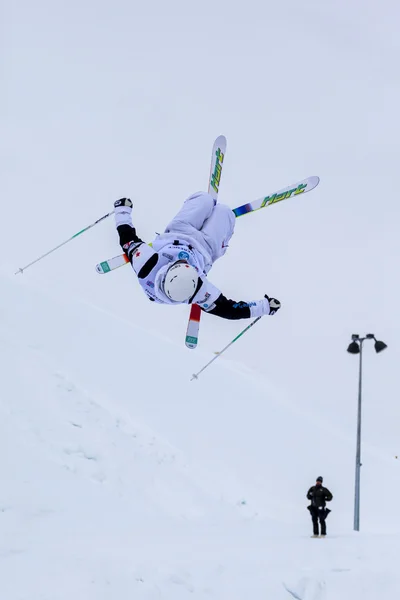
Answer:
[{"left": 347, "top": 334, "right": 387, "bottom": 531}]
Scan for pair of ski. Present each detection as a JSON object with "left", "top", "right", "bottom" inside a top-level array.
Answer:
[{"left": 96, "top": 136, "right": 320, "bottom": 349}]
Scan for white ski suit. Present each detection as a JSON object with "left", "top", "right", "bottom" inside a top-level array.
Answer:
[{"left": 115, "top": 192, "right": 273, "bottom": 320}]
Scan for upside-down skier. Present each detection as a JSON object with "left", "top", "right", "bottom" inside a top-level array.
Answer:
[{"left": 114, "top": 192, "right": 281, "bottom": 320}]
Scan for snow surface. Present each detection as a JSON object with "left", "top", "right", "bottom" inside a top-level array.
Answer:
[
  {"left": 1, "top": 273, "right": 399, "bottom": 599},
  {"left": 2, "top": 0, "right": 400, "bottom": 597}
]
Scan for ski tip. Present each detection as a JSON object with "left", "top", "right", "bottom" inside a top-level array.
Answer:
[
  {"left": 305, "top": 176, "right": 320, "bottom": 194},
  {"left": 212, "top": 135, "right": 227, "bottom": 154},
  {"left": 95, "top": 261, "right": 111, "bottom": 274},
  {"left": 185, "top": 337, "right": 198, "bottom": 349}
]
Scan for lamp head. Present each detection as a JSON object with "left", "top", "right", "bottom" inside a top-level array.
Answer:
[
  {"left": 347, "top": 341, "right": 360, "bottom": 354},
  {"left": 374, "top": 340, "right": 387, "bottom": 353}
]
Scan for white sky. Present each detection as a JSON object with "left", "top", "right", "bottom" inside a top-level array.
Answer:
[{"left": 2, "top": 0, "right": 400, "bottom": 454}]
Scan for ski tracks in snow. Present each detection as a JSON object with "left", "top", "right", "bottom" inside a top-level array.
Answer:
[{"left": 283, "top": 577, "right": 326, "bottom": 600}]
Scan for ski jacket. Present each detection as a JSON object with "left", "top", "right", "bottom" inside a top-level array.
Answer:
[
  {"left": 307, "top": 485, "right": 333, "bottom": 508},
  {"left": 117, "top": 224, "right": 269, "bottom": 320}
]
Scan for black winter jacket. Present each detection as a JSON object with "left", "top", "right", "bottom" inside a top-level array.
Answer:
[{"left": 307, "top": 485, "right": 333, "bottom": 508}]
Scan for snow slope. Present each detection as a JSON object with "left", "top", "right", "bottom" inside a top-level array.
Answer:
[{"left": 1, "top": 271, "right": 399, "bottom": 599}]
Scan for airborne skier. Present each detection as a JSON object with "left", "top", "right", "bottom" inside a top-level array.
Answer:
[{"left": 113, "top": 192, "right": 281, "bottom": 320}]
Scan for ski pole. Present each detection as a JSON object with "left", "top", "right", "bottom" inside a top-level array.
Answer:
[
  {"left": 15, "top": 211, "right": 115, "bottom": 275},
  {"left": 191, "top": 316, "right": 263, "bottom": 381}
]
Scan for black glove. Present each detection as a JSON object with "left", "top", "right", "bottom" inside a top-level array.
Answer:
[
  {"left": 114, "top": 198, "right": 133, "bottom": 208},
  {"left": 265, "top": 294, "right": 281, "bottom": 315}
]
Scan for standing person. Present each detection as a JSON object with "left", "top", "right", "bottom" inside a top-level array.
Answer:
[
  {"left": 307, "top": 476, "right": 333, "bottom": 537},
  {"left": 113, "top": 193, "right": 281, "bottom": 319}
]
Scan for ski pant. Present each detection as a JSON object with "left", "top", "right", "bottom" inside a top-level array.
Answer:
[
  {"left": 159, "top": 192, "right": 236, "bottom": 267},
  {"left": 309, "top": 506, "right": 327, "bottom": 535}
]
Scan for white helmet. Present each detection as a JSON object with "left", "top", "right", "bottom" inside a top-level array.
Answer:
[{"left": 163, "top": 261, "right": 199, "bottom": 302}]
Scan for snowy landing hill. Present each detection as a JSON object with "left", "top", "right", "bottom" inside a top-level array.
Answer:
[{"left": 0, "top": 270, "right": 399, "bottom": 600}]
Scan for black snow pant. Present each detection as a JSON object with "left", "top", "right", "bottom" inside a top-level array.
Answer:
[{"left": 309, "top": 506, "right": 327, "bottom": 535}]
